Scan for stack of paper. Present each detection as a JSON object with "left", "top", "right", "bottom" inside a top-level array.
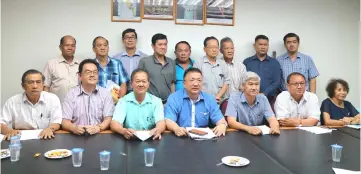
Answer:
[
  {"left": 186, "top": 127, "right": 216, "bottom": 140},
  {"left": 333, "top": 168, "right": 361, "bottom": 174},
  {"left": 346, "top": 125, "right": 361, "bottom": 129},
  {"left": 297, "top": 127, "right": 332, "bottom": 134},
  {"left": 133, "top": 131, "right": 152, "bottom": 141},
  {"left": 20, "top": 130, "right": 43, "bottom": 140},
  {"left": 256, "top": 125, "right": 271, "bottom": 135}
]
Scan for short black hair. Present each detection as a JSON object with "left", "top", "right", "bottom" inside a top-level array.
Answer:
[
  {"left": 21, "top": 69, "right": 45, "bottom": 84},
  {"left": 286, "top": 72, "right": 306, "bottom": 84},
  {"left": 131, "top": 68, "right": 149, "bottom": 82},
  {"left": 255, "top": 35, "right": 269, "bottom": 42},
  {"left": 203, "top": 36, "right": 219, "bottom": 47},
  {"left": 78, "top": 59, "right": 98, "bottom": 74},
  {"left": 175, "top": 41, "right": 191, "bottom": 50},
  {"left": 60, "top": 35, "right": 76, "bottom": 45},
  {"left": 326, "top": 79, "right": 349, "bottom": 98},
  {"left": 152, "top": 33, "right": 167, "bottom": 45},
  {"left": 183, "top": 67, "right": 202, "bottom": 79},
  {"left": 122, "top": 28, "right": 137, "bottom": 39},
  {"left": 283, "top": 33, "right": 300, "bottom": 44},
  {"left": 220, "top": 37, "right": 233, "bottom": 51},
  {"left": 92, "top": 36, "right": 109, "bottom": 48}
]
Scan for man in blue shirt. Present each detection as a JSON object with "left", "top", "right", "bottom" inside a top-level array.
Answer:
[
  {"left": 164, "top": 68, "right": 228, "bottom": 137},
  {"left": 276, "top": 33, "right": 319, "bottom": 93},
  {"left": 243, "top": 35, "right": 281, "bottom": 102},
  {"left": 174, "top": 41, "right": 194, "bottom": 91},
  {"left": 226, "top": 72, "right": 280, "bottom": 136},
  {"left": 92, "top": 36, "right": 129, "bottom": 102}
]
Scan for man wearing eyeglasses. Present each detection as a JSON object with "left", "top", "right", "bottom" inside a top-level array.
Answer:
[
  {"left": 62, "top": 59, "right": 114, "bottom": 135},
  {"left": 193, "top": 36, "right": 230, "bottom": 103},
  {"left": 274, "top": 72, "right": 320, "bottom": 127},
  {"left": 114, "top": 28, "right": 147, "bottom": 93}
]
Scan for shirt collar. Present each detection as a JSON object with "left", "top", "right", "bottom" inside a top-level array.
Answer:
[
  {"left": 22, "top": 91, "right": 45, "bottom": 104},
  {"left": 126, "top": 92, "right": 152, "bottom": 105},
  {"left": 95, "top": 57, "right": 111, "bottom": 65},
  {"left": 182, "top": 89, "right": 204, "bottom": 101},
  {"left": 175, "top": 58, "right": 194, "bottom": 66},
  {"left": 222, "top": 57, "right": 235, "bottom": 65},
  {"left": 240, "top": 92, "right": 259, "bottom": 106},
  {"left": 152, "top": 55, "right": 169, "bottom": 64},
  {"left": 251, "top": 54, "right": 271, "bottom": 61},
  {"left": 78, "top": 85, "right": 99, "bottom": 96},
  {"left": 57, "top": 55, "right": 80, "bottom": 64},
  {"left": 290, "top": 91, "right": 308, "bottom": 103},
  {"left": 285, "top": 52, "right": 301, "bottom": 59},
  {"left": 203, "top": 56, "right": 219, "bottom": 64},
  {"left": 121, "top": 50, "right": 141, "bottom": 57}
]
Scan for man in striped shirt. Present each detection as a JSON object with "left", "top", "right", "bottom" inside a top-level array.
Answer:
[{"left": 276, "top": 33, "right": 319, "bottom": 93}]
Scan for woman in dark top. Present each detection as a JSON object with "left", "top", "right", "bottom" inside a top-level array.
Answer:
[{"left": 320, "top": 79, "right": 360, "bottom": 126}]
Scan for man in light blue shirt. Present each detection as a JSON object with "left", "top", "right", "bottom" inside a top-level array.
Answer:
[
  {"left": 174, "top": 41, "right": 194, "bottom": 91},
  {"left": 226, "top": 72, "right": 280, "bottom": 136},
  {"left": 165, "top": 68, "right": 228, "bottom": 137},
  {"left": 276, "top": 33, "right": 319, "bottom": 93},
  {"left": 110, "top": 69, "right": 165, "bottom": 140}
]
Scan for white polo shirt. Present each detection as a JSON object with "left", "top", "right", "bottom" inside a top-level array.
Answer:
[
  {"left": 1, "top": 91, "right": 62, "bottom": 130},
  {"left": 274, "top": 91, "right": 320, "bottom": 120}
]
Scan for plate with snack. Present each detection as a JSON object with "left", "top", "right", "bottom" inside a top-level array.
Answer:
[
  {"left": 44, "top": 149, "right": 72, "bottom": 159},
  {"left": 221, "top": 156, "right": 250, "bottom": 167},
  {"left": 1, "top": 149, "right": 10, "bottom": 159}
]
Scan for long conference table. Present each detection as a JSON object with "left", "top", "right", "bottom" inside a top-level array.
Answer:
[{"left": 1, "top": 127, "right": 360, "bottom": 174}]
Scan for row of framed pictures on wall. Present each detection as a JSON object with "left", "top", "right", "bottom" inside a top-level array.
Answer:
[{"left": 111, "top": 0, "right": 235, "bottom": 26}]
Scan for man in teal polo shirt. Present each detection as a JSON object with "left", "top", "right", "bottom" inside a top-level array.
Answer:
[
  {"left": 174, "top": 41, "right": 194, "bottom": 91},
  {"left": 110, "top": 69, "right": 165, "bottom": 140}
]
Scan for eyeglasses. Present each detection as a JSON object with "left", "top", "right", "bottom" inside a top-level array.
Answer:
[
  {"left": 83, "top": 70, "right": 98, "bottom": 76},
  {"left": 289, "top": 82, "right": 306, "bottom": 87},
  {"left": 123, "top": 37, "right": 136, "bottom": 41}
]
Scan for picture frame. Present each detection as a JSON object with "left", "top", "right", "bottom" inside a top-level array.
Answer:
[
  {"left": 205, "top": 0, "right": 235, "bottom": 26},
  {"left": 175, "top": 0, "right": 204, "bottom": 25},
  {"left": 111, "top": 0, "right": 143, "bottom": 22},
  {"left": 143, "top": 0, "right": 175, "bottom": 20}
]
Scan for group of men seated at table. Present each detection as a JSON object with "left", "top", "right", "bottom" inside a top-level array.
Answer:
[{"left": 1, "top": 29, "right": 360, "bottom": 140}]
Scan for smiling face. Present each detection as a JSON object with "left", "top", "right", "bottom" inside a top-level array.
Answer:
[
  {"left": 287, "top": 74, "right": 306, "bottom": 99},
  {"left": 93, "top": 38, "right": 109, "bottom": 57},
  {"left": 183, "top": 71, "right": 203, "bottom": 96},
  {"left": 79, "top": 63, "right": 99, "bottom": 86},
  {"left": 131, "top": 71, "right": 149, "bottom": 95},
  {"left": 333, "top": 83, "right": 348, "bottom": 101}
]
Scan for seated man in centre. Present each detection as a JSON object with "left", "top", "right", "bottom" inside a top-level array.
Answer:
[
  {"left": 164, "top": 68, "right": 228, "bottom": 137},
  {"left": 110, "top": 69, "right": 165, "bottom": 140},
  {"left": 225, "top": 72, "right": 280, "bottom": 135}
]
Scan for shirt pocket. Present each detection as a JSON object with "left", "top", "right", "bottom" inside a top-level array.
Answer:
[
  {"left": 38, "top": 112, "right": 51, "bottom": 129},
  {"left": 212, "top": 68, "right": 224, "bottom": 88},
  {"left": 110, "top": 73, "right": 119, "bottom": 84},
  {"left": 196, "top": 111, "right": 210, "bottom": 127}
]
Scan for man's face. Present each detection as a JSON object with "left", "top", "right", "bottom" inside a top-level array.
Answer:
[
  {"left": 175, "top": 43, "right": 191, "bottom": 63},
  {"left": 285, "top": 37, "right": 299, "bottom": 53},
  {"left": 59, "top": 37, "right": 76, "bottom": 58},
  {"left": 287, "top": 75, "right": 306, "bottom": 99},
  {"left": 152, "top": 39, "right": 168, "bottom": 56},
  {"left": 254, "top": 39, "right": 269, "bottom": 56},
  {"left": 122, "top": 32, "right": 136, "bottom": 49},
  {"left": 221, "top": 41, "right": 234, "bottom": 60},
  {"left": 22, "top": 73, "right": 44, "bottom": 97},
  {"left": 131, "top": 72, "right": 149, "bottom": 95},
  {"left": 79, "top": 63, "right": 99, "bottom": 86},
  {"left": 242, "top": 79, "right": 260, "bottom": 97},
  {"left": 183, "top": 72, "right": 203, "bottom": 96},
  {"left": 204, "top": 39, "right": 219, "bottom": 59},
  {"left": 93, "top": 38, "right": 109, "bottom": 57}
]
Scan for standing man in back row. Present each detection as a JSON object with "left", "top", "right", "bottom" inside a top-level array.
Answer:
[
  {"left": 276, "top": 33, "right": 319, "bottom": 93},
  {"left": 138, "top": 33, "right": 176, "bottom": 103},
  {"left": 193, "top": 36, "right": 230, "bottom": 103}
]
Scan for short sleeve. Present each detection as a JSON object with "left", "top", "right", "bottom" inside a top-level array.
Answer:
[
  {"left": 164, "top": 94, "right": 178, "bottom": 122},
  {"left": 43, "top": 61, "right": 52, "bottom": 87},
  {"left": 62, "top": 92, "right": 75, "bottom": 120},
  {"left": 320, "top": 99, "right": 331, "bottom": 114},
  {"left": 0, "top": 99, "right": 13, "bottom": 126},
  {"left": 103, "top": 91, "right": 115, "bottom": 117},
  {"left": 209, "top": 96, "right": 224, "bottom": 125},
  {"left": 308, "top": 57, "right": 320, "bottom": 79},
  {"left": 274, "top": 92, "right": 291, "bottom": 119},
  {"left": 308, "top": 94, "right": 321, "bottom": 120},
  {"left": 138, "top": 58, "right": 146, "bottom": 70},
  {"left": 112, "top": 99, "right": 127, "bottom": 124},
  {"left": 262, "top": 95, "right": 275, "bottom": 118},
  {"left": 153, "top": 98, "right": 165, "bottom": 123},
  {"left": 222, "top": 63, "right": 230, "bottom": 85},
  {"left": 118, "top": 61, "right": 129, "bottom": 84},
  {"left": 225, "top": 94, "right": 238, "bottom": 118},
  {"left": 345, "top": 101, "right": 359, "bottom": 117},
  {"left": 50, "top": 95, "right": 63, "bottom": 124}
]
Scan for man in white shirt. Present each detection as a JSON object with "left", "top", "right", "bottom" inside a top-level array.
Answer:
[
  {"left": 274, "top": 72, "right": 320, "bottom": 127},
  {"left": 1, "top": 70, "right": 62, "bottom": 140}
]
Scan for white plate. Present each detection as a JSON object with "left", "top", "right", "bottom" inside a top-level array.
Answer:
[
  {"left": 44, "top": 149, "right": 72, "bottom": 159},
  {"left": 221, "top": 156, "right": 250, "bottom": 167},
  {"left": 1, "top": 149, "right": 10, "bottom": 159}
]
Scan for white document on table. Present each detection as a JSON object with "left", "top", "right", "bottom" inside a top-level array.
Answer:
[
  {"left": 133, "top": 131, "right": 152, "bottom": 141},
  {"left": 0, "top": 134, "right": 4, "bottom": 142},
  {"left": 256, "top": 125, "right": 270, "bottom": 135},
  {"left": 333, "top": 168, "right": 361, "bottom": 174},
  {"left": 346, "top": 125, "right": 361, "bottom": 129},
  {"left": 297, "top": 127, "right": 332, "bottom": 134},
  {"left": 186, "top": 127, "right": 216, "bottom": 140},
  {"left": 20, "top": 130, "right": 43, "bottom": 140}
]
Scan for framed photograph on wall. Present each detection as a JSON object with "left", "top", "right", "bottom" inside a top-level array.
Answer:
[
  {"left": 175, "top": 0, "right": 204, "bottom": 25},
  {"left": 111, "top": 0, "right": 143, "bottom": 22},
  {"left": 205, "top": 0, "right": 235, "bottom": 26},
  {"left": 143, "top": 0, "right": 175, "bottom": 20}
]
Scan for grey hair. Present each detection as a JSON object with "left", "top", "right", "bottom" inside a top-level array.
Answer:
[
  {"left": 220, "top": 37, "right": 233, "bottom": 50},
  {"left": 241, "top": 71, "right": 261, "bottom": 85}
]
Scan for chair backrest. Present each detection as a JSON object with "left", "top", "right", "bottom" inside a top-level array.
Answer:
[{"left": 220, "top": 98, "right": 229, "bottom": 116}]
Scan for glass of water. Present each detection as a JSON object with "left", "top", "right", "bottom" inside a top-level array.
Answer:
[
  {"left": 71, "top": 148, "right": 84, "bottom": 167},
  {"left": 9, "top": 144, "right": 21, "bottom": 162},
  {"left": 331, "top": 144, "right": 343, "bottom": 162},
  {"left": 144, "top": 148, "right": 156, "bottom": 167},
  {"left": 99, "top": 151, "right": 111, "bottom": 171}
]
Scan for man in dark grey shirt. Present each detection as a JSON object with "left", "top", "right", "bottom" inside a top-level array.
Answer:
[{"left": 138, "top": 33, "right": 175, "bottom": 102}]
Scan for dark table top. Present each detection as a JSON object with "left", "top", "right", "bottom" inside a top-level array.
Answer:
[
  {"left": 337, "top": 127, "right": 360, "bottom": 139},
  {"left": 247, "top": 129, "right": 360, "bottom": 174}
]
